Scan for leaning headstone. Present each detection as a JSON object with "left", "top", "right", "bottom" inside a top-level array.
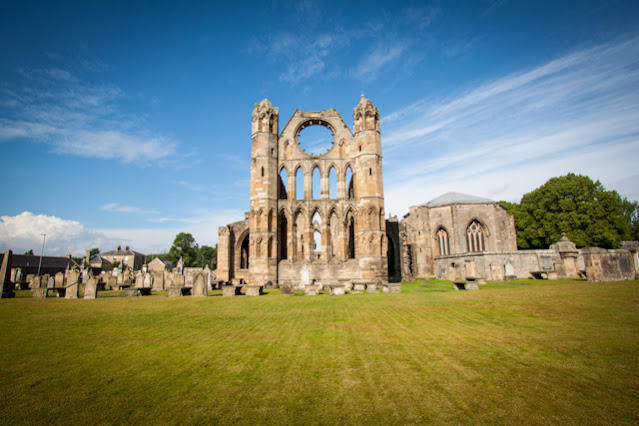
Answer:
[
  {"left": 47, "top": 276, "right": 55, "bottom": 289},
  {"left": 65, "top": 268, "right": 80, "bottom": 299},
  {"left": 192, "top": 272, "right": 207, "bottom": 297},
  {"left": 84, "top": 277, "right": 98, "bottom": 299}
]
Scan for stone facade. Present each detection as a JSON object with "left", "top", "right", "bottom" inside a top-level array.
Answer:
[{"left": 218, "top": 96, "right": 387, "bottom": 287}]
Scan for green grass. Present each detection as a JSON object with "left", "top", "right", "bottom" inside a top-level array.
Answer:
[{"left": 1, "top": 279, "right": 638, "bottom": 424}]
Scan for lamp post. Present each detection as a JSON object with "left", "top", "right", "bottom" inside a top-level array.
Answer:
[{"left": 37, "top": 233, "right": 46, "bottom": 275}]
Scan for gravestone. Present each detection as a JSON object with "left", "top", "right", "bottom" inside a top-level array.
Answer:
[
  {"left": 135, "top": 272, "right": 144, "bottom": 287},
  {"left": 106, "top": 275, "right": 116, "bottom": 290},
  {"left": 504, "top": 261, "right": 516, "bottom": 280},
  {"left": 55, "top": 272, "right": 65, "bottom": 288},
  {"left": 152, "top": 271, "right": 164, "bottom": 291},
  {"left": 173, "top": 274, "right": 185, "bottom": 287},
  {"left": 305, "top": 284, "right": 319, "bottom": 296},
  {"left": 84, "top": 277, "right": 98, "bottom": 299},
  {"left": 300, "top": 265, "right": 310, "bottom": 289},
  {"left": 280, "top": 281, "right": 294, "bottom": 295},
  {"left": 30, "top": 275, "right": 42, "bottom": 289},
  {"left": 143, "top": 273, "right": 152, "bottom": 288},
  {"left": 366, "top": 283, "right": 378, "bottom": 293},
  {"left": 65, "top": 269, "right": 80, "bottom": 299},
  {"left": 204, "top": 265, "right": 212, "bottom": 291},
  {"left": 245, "top": 285, "right": 262, "bottom": 296},
  {"left": 192, "top": 272, "right": 207, "bottom": 297},
  {"left": 47, "top": 276, "right": 55, "bottom": 289},
  {"left": 329, "top": 284, "right": 345, "bottom": 296}
]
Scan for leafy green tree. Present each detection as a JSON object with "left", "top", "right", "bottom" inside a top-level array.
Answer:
[
  {"left": 168, "top": 232, "right": 199, "bottom": 267},
  {"left": 197, "top": 245, "right": 217, "bottom": 268},
  {"left": 502, "top": 173, "right": 627, "bottom": 249},
  {"left": 89, "top": 248, "right": 100, "bottom": 257},
  {"left": 622, "top": 198, "right": 639, "bottom": 241},
  {"left": 23, "top": 249, "right": 34, "bottom": 255}
]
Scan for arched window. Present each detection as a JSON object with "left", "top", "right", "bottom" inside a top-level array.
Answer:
[
  {"left": 268, "top": 209, "right": 273, "bottom": 232},
  {"left": 312, "top": 211, "right": 322, "bottom": 258},
  {"left": 466, "top": 220, "right": 485, "bottom": 252},
  {"left": 267, "top": 237, "right": 273, "bottom": 258},
  {"left": 329, "top": 166, "right": 337, "bottom": 199},
  {"left": 312, "top": 166, "right": 321, "bottom": 199},
  {"left": 278, "top": 212, "right": 287, "bottom": 260},
  {"left": 346, "top": 212, "right": 355, "bottom": 259},
  {"left": 240, "top": 234, "right": 250, "bottom": 269},
  {"left": 436, "top": 228, "right": 449, "bottom": 256},
  {"left": 279, "top": 168, "right": 288, "bottom": 200},
  {"left": 345, "top": 166, "right": 354, "bottom": 199},
  {"left": 296, "top": 167, "right": 304, "bottom": 200}
]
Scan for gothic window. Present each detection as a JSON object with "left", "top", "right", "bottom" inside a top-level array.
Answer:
[
  {"left": 267, "top": 237, "right": 273, "bottom": 258},
  {"left": 436, "top": 228, "right": 449, "bottom": 256},
  {"left": 345, "top": 167, "right": 354, "bottom": 199},
  {"left": 240, "top": 234, "right": 250, "bottom": 269},
  {"left": 268, "top": 209, "right": 273, "bottom": 232},
  {"left": 296, "top": 167, "right": 304, "bottom": 200},
  {"left": 312, "top": 166, "right": 321, "bottom": 199},
  {"left": 312, "top": 211, "right": 322, "bottom": 258},
  {"left": 466, "top": 220, "right": 485, "bottom": 253},
  {"left": 329, "top": 166, "right": 337, "bottom": 199},
  {"left": 279, "top": 168, "right": 288, "bottom": 200},
  {"left": 278, "top": 212, "right": 287, "bottom": 260},
  {"left": 347, "top": 213, "right": 355, "bottom": 259}
]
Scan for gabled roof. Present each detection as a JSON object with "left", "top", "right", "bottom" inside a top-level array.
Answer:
[{"left": 421, "top": 192, "right": 494, "bottom": 208}]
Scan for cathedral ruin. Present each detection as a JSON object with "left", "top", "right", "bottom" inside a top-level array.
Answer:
[{"left": 217, "top": 96, "right": 388, "bottom": 287}]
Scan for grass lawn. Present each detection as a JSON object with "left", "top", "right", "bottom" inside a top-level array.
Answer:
[{"left": 1, "top": 279, "right": 638, "bottom": 424}]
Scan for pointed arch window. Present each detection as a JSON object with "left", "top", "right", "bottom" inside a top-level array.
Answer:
[
  {"left": 466, "top": 220, "right": 485, "bottom": 253},
  {"left": 312, "top": 166, "right": 321, "bottom": 199},
  {"left": 296, "top": 167, "right": 304, "bottom": 200},
  {"left": 345, "top": 167, "right": 354, "bottom": 199},
  {"left": 436, "top": 228, "right": 449, "bottom": 256},
  {"left": 329, "top": 166, "right": 337, "bottom": 199},
  {"left": 279, "top": 168, "right": 288, "bottom": 200}
]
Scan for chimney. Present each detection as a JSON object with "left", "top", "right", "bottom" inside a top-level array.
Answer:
[{"left": 125, "top": 245, "right": 130, "bottom": 251}]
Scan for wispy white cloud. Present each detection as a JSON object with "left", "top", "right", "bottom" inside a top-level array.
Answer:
[
  {"left": 0, "top": 211, "right": 117, "bottom": 256},
  {"left": 354, "top": 44, "right": 406, "bottom": 83},
  {"left": 100, "top": 203, "right": 159, "bottom": 215},
  {"left": 382, "top": 36, "right": 639, "bottom": 215},
  {"left": 0, "top": 68, "right": 178, "bottom": 164}
]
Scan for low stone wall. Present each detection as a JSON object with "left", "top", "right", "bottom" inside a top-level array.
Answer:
[{"left": 581, "top": 248, "right": 634, "bottom": 282}]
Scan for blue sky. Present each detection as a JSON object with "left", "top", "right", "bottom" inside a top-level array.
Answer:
[{"left": 1, "top": 0, "right": 638, "bottom": 256}]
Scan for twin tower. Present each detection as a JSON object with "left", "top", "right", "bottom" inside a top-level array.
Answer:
[{"left": 217, "top": 96, "right": 388, "bottom": 287}]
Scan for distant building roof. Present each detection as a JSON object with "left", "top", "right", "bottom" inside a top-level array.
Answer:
[
  {"left": 421, "top": 192, "right": 495, "bottom": 208},
  {"left": 101, "top": 246, "right": 145, "bottom": 257},
  {"left": 0, "top": 254, "right": 78, "bottom": 269}
]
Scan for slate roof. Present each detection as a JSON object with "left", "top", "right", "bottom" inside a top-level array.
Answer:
[
  {"left": 101, "top": 247, "right": 145, "bottom": 257},
  {"left": 421, "top": 192, "right": 495, "bottom": 208},
  {"left": 0, "top": 254, "right": 78, "bottom": 269}
]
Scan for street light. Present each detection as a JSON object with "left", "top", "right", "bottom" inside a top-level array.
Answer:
[{"left": 37, "top": 233, "right": 46, "bottom": 275}]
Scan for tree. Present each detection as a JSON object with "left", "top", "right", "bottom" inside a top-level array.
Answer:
[
  {"left": 89, "top": 248, "right": 100, "bottom": 257},
  {"left": 502, "top": 173, "right": 627, "bottom": 249},
  {"left": 197, "top": 245, "right": 217, "bottom": 268},
  {"left": 23, "top": 249, "right": 34, "bottom": 255},
  {"left": 622, "top": 198, "right": 639, "bottom": 241},
  {"left": 168, "top": 232, "right": 199, "bottom": 267}
]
